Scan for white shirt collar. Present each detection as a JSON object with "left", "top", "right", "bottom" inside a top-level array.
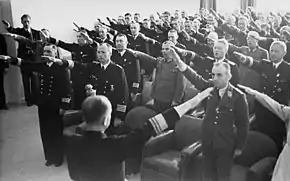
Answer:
[
  {"left": 133, "top": 33, "right": 139, "bottom": 39},
  {"left": 24, "top": 27, "right": 31, "bottom": 33},
  {"left": 101, "top": 61, "right": 110, "bottom": 70},
  {"left": 47, "top": 62, "right": 53, "bottom": 67},
  {"left": 273, "top": 60, "right": 283, "bottom": 69}
]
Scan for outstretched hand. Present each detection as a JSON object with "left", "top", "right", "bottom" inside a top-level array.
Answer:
[
  {"left": 2, "top": 20, "right": 10, "bottom": 28},
  {"left": 41, "top": 55, "right": 56, "bottom": 63}
]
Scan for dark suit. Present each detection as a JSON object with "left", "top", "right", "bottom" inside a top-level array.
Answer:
[
  {"left": 0, "top": 34, "right": 8, "bottom": 108},
  {"left": 181, "top": 66, "right": 249, "bottom": 181},
  {"left": 50, "top": 37, "right": 96, "bottom": 109},
  {"left": 65, "top": 108, "right": 180, "bottom": 181},
  {"left": 6, "top": 26, "right": 40, "bottom": 104},
  {"left": 242, "top": 57, "right": 290, "bottom": 152},
  {"left": 10, "top": 57, "right": 71, "bottom": 164},
  {"left": 188, "top": 53, "right": 240, "bottom": 86},
  {"left": 112, "top": 50, "right": 141, "bottom": 95},
  {"left": 62, "top": 60, "right": 129, "bottom": 133}
]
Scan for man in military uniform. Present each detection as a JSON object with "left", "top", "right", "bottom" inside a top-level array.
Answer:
[
  {"left": 233, "top": 40, "right": 290, "bottom": 153},
  {"left": 0, "top": 34, "right": 8, "bottom": 110},
  {"left": 61, "top": 43, "right": 129, "bottom": 134},
  {"left": 65, "top": 87, "right": 213, "bottom": 181},
  {"left": 173, "top": 47, "right": 249, "bottom": 181},
  {"left": 174, "top": 39, "right": 240, "bottom": 86},
  {"left": 92, "top": 26, "right": 114, "bottom": 46},
  {"left": 2, "top": 14, "right": 41, "bottom": 106},
  {"left": 0, "top": 44, "right": 71, "bottom": 166},
  {"left": 129, "top": 41, "right": 187, "bottom": 113},
  {"left": 49, "top": 30, "right": 95, "bottom": 109},
  {"left": 112, "top": 34, "right": 141, "bottom": 109}
]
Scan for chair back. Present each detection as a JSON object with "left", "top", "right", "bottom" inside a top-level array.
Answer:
[
  {"left": 173, "top": 115, "right": 203, "bottom": 150},
  {"left": 234, "top": 131, "right": 278, "bottom": 167},
  {"left": 124, "top": 106, "right": 157, "bottom": 130}
]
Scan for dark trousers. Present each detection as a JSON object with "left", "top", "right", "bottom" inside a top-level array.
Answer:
[
  {"left": 38, "top": 104, "right": 64, "bottom": 163},
  {"left": 202, "top": 143, "right": 233, "bottom": 181},
  {"left": 21, "top": 68, "right": 38, "bottom": 104},
  {"left": 0, "top": 72, "right": 7, "bottom": 107},
  {"left": 72, "top": 84, "right": 86, "bottom": 110}
]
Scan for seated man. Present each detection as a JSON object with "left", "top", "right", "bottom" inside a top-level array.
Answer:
[{"left": 64, "top": 88, "right": 213, "bottom": 181}]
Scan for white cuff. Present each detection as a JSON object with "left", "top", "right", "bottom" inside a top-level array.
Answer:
[
  {"left": 116, "top": 104, "right": 126, "bottom": 113},
  {"left": 132, "top": 82, "right": 139, "bottom": 88},
  {"left": 17, "top": 58, "right": 22, "bottom": 66},
  {"left": 62, "top": 98, "right": 71, "bottom": 103},
  {"left": 67, "top": 60, "right": 74, "bottom": 69},
  {"left": 148, "top": 114, "right": 168, "bottom": 135}
]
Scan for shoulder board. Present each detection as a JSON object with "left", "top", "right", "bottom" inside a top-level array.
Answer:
[
  {"left": 206, "top": 56, "right": 214, "bottom": 61},
  {"left": 232, "top": 86, "right": 245, "bottom": 96},
  {"left": 225, "top": 59, "right": 235, "bottom": 66},
  {"left": 261, "top": 59, "right": 271, "bottom": 63},
  {"left": 112, "top": 62, "right": 124, "bottom": 70},
  {"left": 92, "top": 61, "right": 100, "bottom": 65}
]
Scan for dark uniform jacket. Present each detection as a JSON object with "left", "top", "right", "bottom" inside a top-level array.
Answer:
[
  {"left": 181, "top": 66, "right": 249, "bottom": 151},
  {"left": 0, "top": 34, "right": 8, "bottom": 71},
  {"left": 111, "top": 50, "right": 141, "bottom": 94},
  {"left": 241, "top": 57, "right": 290, "bottom": 150},
  {"left": 65, "top": 108, "right": 180, "bottom": 181},
  {"left": 63, "top": 60, "right": 129, "bottom": 120},
  {"left": 6, "top": 26, "right": 40, "bottom": 59},
  {"left": 94, "top": 37, "right": 114, "bottom": 47},
  {"left": 10, "top": 58, "right": 71, "bottom": 109},
  {"left": 49, "top": 37, "right": 96, "bottom": 86},
  {"left": 187, "top": 52, "right": 240, "bottom": 86}
]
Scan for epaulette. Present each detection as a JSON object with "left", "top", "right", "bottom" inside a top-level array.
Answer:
[
  {"left": 226, "top": 59, "right": 235, "bottom": 66},
  {"left": 261, "top": 58, "right": 271, "bottom": 64},
  {"left": 206, "top": 56, "right": 214, "bottom": 61},
  {"left": 92, "top": 61, "right": 100, "bottom": 65},
  {"left": 233, "top": 86, "right": 245, "bottom": 95},
  {"left": 113, "top": 62, "right": 124, "bottom": 70}
]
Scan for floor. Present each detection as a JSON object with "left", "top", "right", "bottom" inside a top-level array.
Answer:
[{"left": 0, "top": 104, "right": 140, "bottom": 181}]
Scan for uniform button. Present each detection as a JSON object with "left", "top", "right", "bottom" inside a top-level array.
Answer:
[
  {"left": 215, "top": 116, "right": 218, "bottom": 119},
  {"left": 214, "top": 122, "right": 217, "bottom": 124}
]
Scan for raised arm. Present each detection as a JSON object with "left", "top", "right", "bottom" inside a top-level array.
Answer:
[
  {"left": 238, "top": 84, "right": 290, "bottom": 123},
  {"left": 115, "top": 86, "right": 214, "bottom": 160},
  {"left": 171, "top": 47, "right": 211, "bottom": 90}
]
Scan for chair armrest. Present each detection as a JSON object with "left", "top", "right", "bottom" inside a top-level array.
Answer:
[
  {"left": 63, "top": 110, "right": 83, "bottom": 127},
  {"left": 250, "top": 157, "right": 277, "bottom": 181},
  {"left": 142, "top": 130, "right": 174, "bottom": 157},
  {"left": 179, "top": 141, "right": 203, "bottom": 180},
  {"left": 180, "top": 140, "right": 202, "bottom": 157}
]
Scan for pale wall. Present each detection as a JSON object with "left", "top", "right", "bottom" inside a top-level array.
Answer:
[
  {"left": 10, "top": 0, "right": 201, "bottom": 53},
  {"left": 3, "top": 0, "right": 200, "bottom": 103}
]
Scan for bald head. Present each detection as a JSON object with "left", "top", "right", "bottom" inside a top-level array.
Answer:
[{"left": 82, "top": 95, "right": 112, "bottom": 124}]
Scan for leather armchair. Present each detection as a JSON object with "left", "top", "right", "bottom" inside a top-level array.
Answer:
[
  {"left": 141, "top": 119, "right": 277, "bottom": 181},
  {"left": 141, "top": 115, "right": 203, "bottom": 181}
]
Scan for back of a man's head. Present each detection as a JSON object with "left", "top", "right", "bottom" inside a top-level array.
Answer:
[{"left": 82, "top": 95, "right": 112, "bottom": 124}]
